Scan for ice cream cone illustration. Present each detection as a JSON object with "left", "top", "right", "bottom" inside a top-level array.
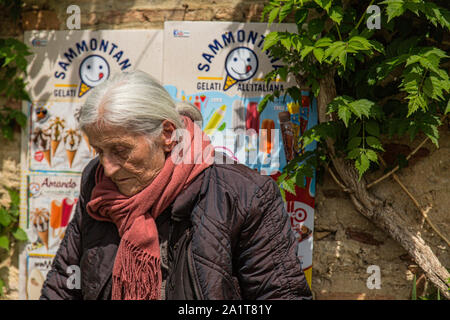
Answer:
[
  {"left": 51, "top": 140, "right": 60, "bottom": 156},
  {"left": 42, "top": 149, "right": 51, "bottom": 167},
  {"left": 63, "top": 129, "right": 81, "bottom": 168},
  {"left": 223, "top": 47, "right": 259, "bottom": 91},
  {"left": 48, "top": 116, "right": 66, "bottom": 157},
  {"left": 223, "top": 74, "right": 237, "bottom": 91},
  {"left": 32, "top": 127, "right": 51, "bottom": 167},
  {"left": 78, "top": 82, "right": 90, "bottom": 97},
  {"left": 30, "top": 208, "right": 49, "bottom": 250},
  {"left": 79, "top": 55, "right": 110, "bottom": 97}
]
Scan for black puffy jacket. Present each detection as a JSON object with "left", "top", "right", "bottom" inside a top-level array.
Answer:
[{"left": 40, "top": 153, "right": 312, "bottom": 300}]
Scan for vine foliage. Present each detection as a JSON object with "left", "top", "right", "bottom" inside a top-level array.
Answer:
[{"left": 260, "top": 0, "right": 449, "bottom": 190}]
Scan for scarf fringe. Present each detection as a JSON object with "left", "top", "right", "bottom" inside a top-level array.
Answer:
[{"left": 112, "top": 239, "right": 162, "bottom": 300}]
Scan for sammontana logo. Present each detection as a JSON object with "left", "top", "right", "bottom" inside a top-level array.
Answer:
[
  {"left": 54, "top": 38, "right": 132, "bottom": 97},
  {"left": 197, "top": 29, "right": 284, "bottom": 92}
]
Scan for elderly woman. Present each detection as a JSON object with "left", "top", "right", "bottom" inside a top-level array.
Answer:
[{"left": 40, "top": 70, "right": 312, "bottom": 300}]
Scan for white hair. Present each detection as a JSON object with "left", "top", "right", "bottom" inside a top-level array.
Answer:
[{"left": 79, "top": 70, "right": 202, "bottom": 140}]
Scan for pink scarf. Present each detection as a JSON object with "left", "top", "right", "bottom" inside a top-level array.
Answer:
[{"left": 86, "top": 116, "right": 214, "bottom": 300}]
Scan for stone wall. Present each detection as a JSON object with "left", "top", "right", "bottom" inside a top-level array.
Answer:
[{"left": 1, "top": 0, "right": 448, "bottom": 300}]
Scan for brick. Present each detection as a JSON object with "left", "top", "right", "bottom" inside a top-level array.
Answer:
[{"left": 21, "top": 10, "right": 61, "bottom": 30}]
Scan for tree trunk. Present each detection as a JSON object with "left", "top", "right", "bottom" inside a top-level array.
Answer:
[{"left": 312, "top": 71, "right": 450, "bottom": 299}]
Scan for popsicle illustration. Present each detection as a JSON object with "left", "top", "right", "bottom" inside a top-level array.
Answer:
[
  {"left": 204, "top": 104, "right": 226, "bottom": 136},
  {"left": 245, "top": 101, "right": 260, "bottom": 158},
  {"left": 32, "top": 127, "right": 52, "bottom": 166},
  {"left": 61, "top": 198, "right": 75, "bottom": 227},
  {"left": 63, "top": 129, "right": 81, "bottom": 168},
  {"left": 232, "top": 100, "right": 246, "bottom": 163},
  {"left": 246, "top": 102, "right": 260, "bottom": 135},
  {"left": 259, "top": 119, "right": 275, "bottom": 165},
  {"left": 50, "top": 199, "right": 62, "bottom": 238},
  {"left": 30, "top": 207, "right": 49, "bottom": 250}
]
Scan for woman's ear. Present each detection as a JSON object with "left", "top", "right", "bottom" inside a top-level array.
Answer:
[{"left": 160, "top": 120, "right": 177, "bottom": 153}]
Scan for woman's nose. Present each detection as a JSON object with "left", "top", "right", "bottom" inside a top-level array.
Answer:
[{"left": 101, "top": 154, "right": 121, "bottom": 177}]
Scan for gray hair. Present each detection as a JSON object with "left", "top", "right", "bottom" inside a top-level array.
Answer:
[{"left": 78, "top": 70, "right": 202, "bottom": 140}]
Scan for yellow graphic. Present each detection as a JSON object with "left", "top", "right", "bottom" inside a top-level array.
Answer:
[
  {"left": 78, "top": 82, "right": 91, "bottom": 97},
  {"left": 223, "top": 75, "right": 237, "bottom": 91},
  {"left": 204, "top": 104, "right": 226, "bottom": 135}
]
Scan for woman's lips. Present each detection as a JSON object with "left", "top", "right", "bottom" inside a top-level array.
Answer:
[{"left": 113, "top": 177, "right": 132, "bottom": 183}]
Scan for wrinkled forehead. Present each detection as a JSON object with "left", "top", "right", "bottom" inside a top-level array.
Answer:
[{"left": 83, "top": 122, "right": 134, "bottom": 144}]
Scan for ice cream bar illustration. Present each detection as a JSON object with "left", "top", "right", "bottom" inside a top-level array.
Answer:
[
  {"left": 61, "top": 198, "right": 75, "bottom": 227},
  {"left": 30, "top": 207, "right": 49, "bottom": 250},
  {"left": 260, "top": 119, "right": 275, "bottom": 165},
  {"left": 63, "top": 129, "right": 81, "bottom": 168},
  {"left": 278, "top": 111, "right": 295, "bottom": 162},
  {"left": 32, "top": 127, "right": 51, "bottom": 166},
  {"left": 287, "top": 102, "right": 301, "bottom": 155},
  {"left": 204, "top": 104, "right": 226, "bottom": 135},
  {"left": 27, "top": 268, "right": 45, "bottom": 300},
  {"left": 48, "top": 116, "right": 66, "bottom": 156},
  {"left": 246, "top": 102, "right": 260, "bottom": 135},
  {"left": 232, "top": 100, "right": 246, "bottom": 131},
  {"left": 50, "top": 199, "right": 62, "bottom": 237}
]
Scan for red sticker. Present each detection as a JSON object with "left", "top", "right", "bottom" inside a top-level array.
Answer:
[{"left": 34, "top": 151, "right": 44, "bottom": 162}]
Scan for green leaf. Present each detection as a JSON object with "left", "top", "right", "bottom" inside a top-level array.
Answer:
[
  {"left": 279, "top": 1, "right": 294, "bottom": 22},
  {"left": 282, "top": 177, "right": 297, "bottom": 196},
  {"left": 313, "top": 48, "right": 325, "bottom": 62},
  {"left": 314, "top": 0, "right": 332, "bottom": 12},
  {"left": 407, "top": 93, "right": 427, "bottom": 116},
  {"left": 329, "top": 6, "right": 344, "bottom": 24},
  {"left": 349, "top": 99, "right": 374, "bottom": 118},
  {"left": 355, "top": 152, "right": 370, "bottom": 179},
  {"left": 382, "top": 0, "right": 406, "bottom": 22},
  {"left": 445, "top": 99, "right": 450, "bottom": 114},
  {"left": 308, "top": 18, "right": 325, "bottom": 37},
  {"left": 0, "top": 207, "right": 12, "bottom": 227},
  {"left": 365, "top": 149, "right": 379, "bottom": 163},
  {"left": 365, "top": 120, "right": 380, "bottom": 137},
  {"left": 268, "top": 7, "right": 280, "bottom": 25},
  {"left": 347, "top": 148, "right": 360, "bottom": 160},
  {"left": 338, "top": 105, "right": 352, "bottom": 127},
  {"left": 295, "top": 8, "right": 308, "bottom": 25},
  {"left": 315, "top": 37, "right": 333, "bottom": 48},
  {"left": 348, "top": 36, "right": 372, "bottom": 51},
  {"left": 348, "top": 122, "right": 361, "bottom": 138},
  {"left": 0, "top": 235, "right": 9, "bottom": 250},
  {"left": 300, "top": 46, "right": 315, "bottom": 60},
  {"left": 263, "top": 32, "right": 279, "bottom": 51},
  {"left": 347, "top": 136, "right": 362, "bottom": 150},
  {"left": 12, "top": 228, "right": 28, "bottom": 241},
  {"left": 366, "top": 136, "right": 384, "bottom": 151},
  {"left": 338, "top": 50, "right": 347, "bottom": 67}
]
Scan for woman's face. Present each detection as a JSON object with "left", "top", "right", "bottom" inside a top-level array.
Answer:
[{"left": 84, "top": 121, "right": 175, "bottom": 197}]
